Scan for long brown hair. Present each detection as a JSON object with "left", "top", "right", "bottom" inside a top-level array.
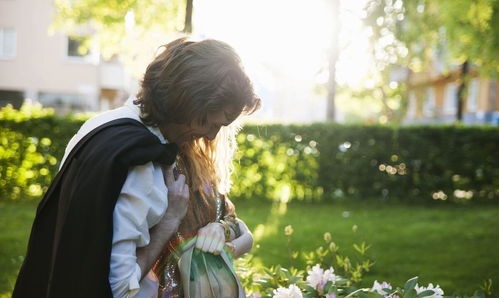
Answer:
[{"left": 135, "top": 37, "right": 260, "bottom": 231}]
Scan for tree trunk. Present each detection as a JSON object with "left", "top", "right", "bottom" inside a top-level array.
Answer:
[
  {"left": 326, "top": 0, "right": 340, "bottom": 121},
  {"left": 183, "top": 0, "right": 193, "bottom": 33},
  {"left": 456, "top": 60, "right": 469, "bottom": 121}
]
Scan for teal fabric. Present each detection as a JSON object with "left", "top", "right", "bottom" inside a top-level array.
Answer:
[{"left": 178, "top": 237, "right": 245, "bottom": 298}]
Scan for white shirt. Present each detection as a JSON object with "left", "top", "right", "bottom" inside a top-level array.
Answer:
[{"left": 61, "top": 98, "right": 166, "bottom": 297}]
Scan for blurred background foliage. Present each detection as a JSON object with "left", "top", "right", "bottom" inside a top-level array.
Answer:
[
  {"left": 350, "top": 0, "right": 499, "bottom": 123},
  {"left": 365, "top": 0, "right": 499, "bottom": 76},
  {"left": 50, "top": 0, "right": 499, "bottom": 124},
  {"left": 51, "top": 0, "right": 188, "bottom": 75},
  {"left": 2, "top": 104, "right": 497, "bottom": 204}
]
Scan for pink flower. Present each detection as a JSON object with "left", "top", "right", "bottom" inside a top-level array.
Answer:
[
  {"left": 306, "top": 264, "right": 340, "bottom": 290},
  {"left": 371, "top": 280, "right": 392, "bottom": 296},
  {"left": 318, "top": 280, "right": 325, "bottom": 292},
  {"left": 272, "top": 284, "right": 303, "bottom": 298},
  {"left": 415, "top": 283, "right": 444, "bottom": 298}
]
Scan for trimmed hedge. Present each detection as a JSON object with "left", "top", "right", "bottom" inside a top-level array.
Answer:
[
  {"left": 234, "top": 124, "right": 498, "bottom": 204},
  {"left": 1, "top": 105, "right": 498, "bottom": 204},
  {"left": 0, "top": 105, "right": 83, "bottom": 200}
]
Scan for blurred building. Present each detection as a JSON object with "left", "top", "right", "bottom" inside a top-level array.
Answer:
[
  {"left": 402, "top": 62, "right": 499, "bottom": 125},
  {"left": 0, "top": 0, "right": 133, "bottom": 114}
]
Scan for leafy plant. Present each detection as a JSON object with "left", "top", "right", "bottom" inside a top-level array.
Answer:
[{"left": 1, "top": 104, "right": 498, "bottom": 204}]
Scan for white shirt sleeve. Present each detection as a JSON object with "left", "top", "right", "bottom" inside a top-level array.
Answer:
[{"left": 109, "top": 162, "right": 168, "bottom": 298}]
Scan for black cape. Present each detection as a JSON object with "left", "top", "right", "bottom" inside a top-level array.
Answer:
[{"left": 13, "top": 118, "right": 178, "bottom": 298}]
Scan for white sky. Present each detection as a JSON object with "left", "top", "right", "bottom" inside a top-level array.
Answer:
[{"left": 192, "top": 0, "right": 372, "bottom": 122}]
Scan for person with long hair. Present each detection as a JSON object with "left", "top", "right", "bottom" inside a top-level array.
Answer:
[{"left": 13, "top": 38, "right": 261, "bottom": 298}]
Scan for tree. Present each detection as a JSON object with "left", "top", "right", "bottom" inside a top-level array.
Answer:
[
  {"left": 184, "top": 0, "right": 193, "bottom": 34},
  {"left": 51, "top": 0, "right": 192, "bottom": 75},
  {"left": 363, "top": 0, "right": 499, "bottom": 122},
  {"left": 326, "top": 0, "right": 341, "bottom": 122}
]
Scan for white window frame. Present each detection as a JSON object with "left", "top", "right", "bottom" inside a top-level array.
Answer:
[
  {"left": 0, "top": 27, "right": 17, "bottom": 59},
  {"left": 443, "top": 83, "right": 458, "bottom": 115},
  {"left": 406, "top": 90, "right": 417, "bottom": 118},
  {"left": 467, "top": 78, "right": 479, "bottom": 112},
  {"left": 65, "top": 35, "right": 99, "bottom": 64},
  {"left": 423, "top": 87, "right": 436, "bottom": 117}
]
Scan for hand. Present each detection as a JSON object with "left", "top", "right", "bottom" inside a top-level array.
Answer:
[
  {"left": 195, "top": 222, "right": 225, "bottom": 255},
  {"left": 162, "top": 165, "right": 189, "bottom": 223},
  {"left": 227, "top": 219, "right": 253, "bottom": 259},
  {"left": 136, "top": 166, "right": 190, "bottom": 280},
  {"left": 236, "top": 218, "right": 250, "bottom": 235}
]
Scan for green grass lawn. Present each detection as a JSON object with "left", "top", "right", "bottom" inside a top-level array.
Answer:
[
  {"left": 0, "top": 203, "right": 37, "bottom": 297},
  {"left": 1, "top": 201, "right": 498, "bottom": 296},
  {"left": 234, "top": 200, "right": 499, "bottom": 296}
]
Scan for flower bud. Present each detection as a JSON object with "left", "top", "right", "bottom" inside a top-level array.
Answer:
[
  {"left": 284, "top": 225, "right": 294, "bottom": 236},
  {"left": 323, "top": 232, "right": 332, "bottom": 243}
]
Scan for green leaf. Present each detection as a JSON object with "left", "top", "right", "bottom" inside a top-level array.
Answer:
[
  {"left": 327, "top": 285, "right": 338, "bottom": 294},
  {"left": 404, "top": 289, "right": 417, "bottom": 298},
  {"left": 345, "top": 288, "right": 370, "bottom": 298},
  {"left": 303, "top": 293, "right": 317, "bottom": 298},
  {"left": 353, "top": 241, "right": 372, "bottom": 255},
  {"left": 303, "top": 285, "right": 317, "bottom": 292},
  {"left": 323, "top": 280, "right": 333, "bottom": 291},
  {"left": 416, "top": 289, "right": 435, "bottom": 297},
  {"left": 369, "top": 291, "right": 385, "bottom": 298},
  {"left": 343, "top": 286, "right": 359, "bottom": 294},
  {"left": 404, "top": 276, "right": 419, "bottom": 292},
  {"left": 382, "top": 288, "right": 392, "bottom": 293}
]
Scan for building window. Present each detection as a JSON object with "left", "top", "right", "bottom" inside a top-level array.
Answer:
[
  {"left": 406, "top": 91, "right": 417, "bottom": 118},
  {"left": 67, "top": 35, "right": 90, "bottom": 58},
  {"left": 423, "top": 87, "right": 436, "bottom": 117},
  {"left": 0, "top": 90, "right": 24, "bottom": 109},
  {"left": 0, "top": 28, "right": 16, "bottom": 58},
  {"left": 467, "top": 79, "right": 479, "bottom": 112},
  {"left": 38, "top": 92, "right": 86, "bottom": 113},
  {"left": 443, "top": 83, "right": 458, "bottom": 115}
]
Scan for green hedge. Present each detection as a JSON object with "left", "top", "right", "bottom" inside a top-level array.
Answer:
[
  {"left": 1, "top": 105, "right": 498, "bottom": 204},
  {"left": 0, "top": 105, "right": 83, "bottom": 200},
  {"left": 234, "top": 124, "right": 498, "bottom": 204}
]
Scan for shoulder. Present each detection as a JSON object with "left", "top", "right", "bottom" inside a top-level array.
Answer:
[
  {"left": 79, "top": 106, "right": 140, "bottom": 135},
  {"left": 74, "top": 118, "right": 162, "bottom": 166},
  {"left": 61, "top": 108, "right": 150, "bottom": 166}
]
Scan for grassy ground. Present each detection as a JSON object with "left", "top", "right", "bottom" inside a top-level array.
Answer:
[
  {"left": 0, "top": 203, "right": 37, "bottom": 297},
  {"left": 234, "top": 200, "right": 499, "bottom": 296},
  {"left": 1, "top": 201, "right": 498, "bottom": 296}
]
